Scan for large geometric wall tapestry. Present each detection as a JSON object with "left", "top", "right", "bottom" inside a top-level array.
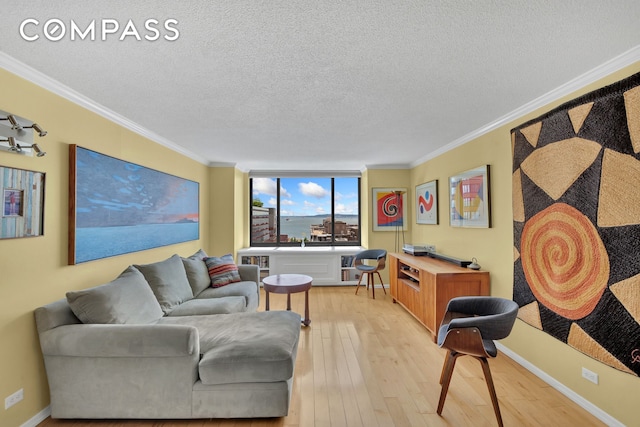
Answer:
[{"left": 511, "top": 71, "right": 640, "bottom": 376}]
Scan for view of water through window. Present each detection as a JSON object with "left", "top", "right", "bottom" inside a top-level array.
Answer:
[{"left": 251, "top": 176, "right": 360, "bottom": 244}]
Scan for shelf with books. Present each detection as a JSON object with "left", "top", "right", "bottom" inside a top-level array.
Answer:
[
  {"left": 340, "top": 254, "right": 358, "bottom": 283},
  {"left": 241, "top": 255, "right": 270, "bottom": 282}
]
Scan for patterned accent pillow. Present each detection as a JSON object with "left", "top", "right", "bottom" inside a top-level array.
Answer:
[{"left": 204, "top": 254, "right": 242, "bottom": 288}]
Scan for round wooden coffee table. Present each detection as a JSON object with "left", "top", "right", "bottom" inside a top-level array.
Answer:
[{"left": 262, "top": 274, "right": 313, "bottom": 326}]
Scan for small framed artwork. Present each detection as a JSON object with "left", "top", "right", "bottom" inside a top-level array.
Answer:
[
  {"left": 3, "top": 189, "right": 23, "bottom": 217},
  {"left": 0, "top": 165, "right": 45, "bottom": 239},
  {"left": 372, "top": 188, "right": 407, "bottom": 231},
  {"left": 449, "top": 165, "right": 491, "bottom": 228},
  {"left": 416, "top": 180, "right": 438, "bottom": 224}
]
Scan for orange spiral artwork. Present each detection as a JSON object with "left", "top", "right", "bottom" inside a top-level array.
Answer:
[{"left": 520, "top": 203, "right": 610, "bottom": 320}]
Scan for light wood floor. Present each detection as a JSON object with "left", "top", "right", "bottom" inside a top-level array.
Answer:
[{"left": 40, "top": 286, "right": 605, "bottom": 427}]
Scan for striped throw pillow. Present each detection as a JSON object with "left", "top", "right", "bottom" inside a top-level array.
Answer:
[{"left": 204, "top": 254, "right": 242, "bottom": 288}]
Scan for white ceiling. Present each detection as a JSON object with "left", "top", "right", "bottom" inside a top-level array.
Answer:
[{"left": 1, "top": 1, "right": 639, "bottom": 171}]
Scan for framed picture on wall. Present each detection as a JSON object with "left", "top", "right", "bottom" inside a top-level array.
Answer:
[
  {"left": 449, "top": 165, "right": 491, "bottom": 228},
  {"left": 69, "top": 145, "right": 200, "bottom": 264},
  {"left": 0, "top": 165, "right": 45, "bottom": 239},
  {"left": 372, "top": 188, "right": 407, "bottom": 231},
  {"left": 415, "top": 180, "right": 438, "bottom": 225},
  {"left": 3, "top": 188, "right": 23, "bottom": 217}
]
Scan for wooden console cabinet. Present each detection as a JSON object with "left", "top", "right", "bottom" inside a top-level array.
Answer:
[{"left": 389, "top": 252, "right": 490, "bottom": 342}]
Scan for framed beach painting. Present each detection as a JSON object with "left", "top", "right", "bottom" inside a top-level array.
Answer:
[
  {"left": 449, "top": 165, "right": 491, "bottom": 228},
  {"left": 1, "top": 165, "right": 45, "bottom": 239},
  {"left": 372, "top": 188, "right": 407, "bottom": 231},
  {"left": 415, "top": 180, "right": 438, "bottom": 225},
  {"left": 68, "top": 145, "right": 199, "bottom": 264}
]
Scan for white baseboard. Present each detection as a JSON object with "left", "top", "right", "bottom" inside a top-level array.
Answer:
[
  {"left": 21, "top": 405, "right": 50, "bottom": 427},
  {"left": 496, "top": 343, "right": 624, "bottom": 427}
]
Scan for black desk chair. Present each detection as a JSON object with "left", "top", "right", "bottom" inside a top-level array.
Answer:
[
  {"left": 354, "top": 249, "right": 387, "bottom": 299},
  {"left": 436, "top": 296, "right": 519, "bottom": 427}
]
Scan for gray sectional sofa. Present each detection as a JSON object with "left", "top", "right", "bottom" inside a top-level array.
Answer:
[{"left": 34, "top": 251, "right": 301, "bottom": 419}]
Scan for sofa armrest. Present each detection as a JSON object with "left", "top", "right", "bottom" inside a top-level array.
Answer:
[
  {"left": 38, "top": 323, "right": 199, "bottom": 358},
  {"left": 238, "top": 264, "right": 260, "bottom": 307},
  {"left": 238, "top": 263, "right": 260, "bottom": 284},
  {"left": 39, "top": 323, "right": 200, "bottom": 419}
]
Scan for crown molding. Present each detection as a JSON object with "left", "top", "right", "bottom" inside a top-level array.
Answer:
[
  {"left": 364, "top": 163, "right": 411, "bottom": 170},
  {"left": 0, "top": 51, "right": 209, "bottom": 165},
  {"left": 411, "top": 45, "right": 640, "bottom": 168},
  {"left": 209, "top": 161, "right": 239, "bottom": 168}
]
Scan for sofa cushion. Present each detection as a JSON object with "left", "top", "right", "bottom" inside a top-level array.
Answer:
[
  {"left": 159, "top": 311, "right": 301, "bottom": 385},
  {"left": 66, "top": 266, "right": 164, "bottom": 324},
  {"left": 182, "top": 249, "right": 211, "bottom": 296},
  {"left": 134, "top": 254, "right": 194, "bottom": 314},
  {"left": 165, "top": 296, "right": 246, "bottom": 316},
  {"left": 204, "top": 254, "right": 241, "bottom": 288},
  {"left": 196, "top": 281, "right": 258, "bottom": 312}
]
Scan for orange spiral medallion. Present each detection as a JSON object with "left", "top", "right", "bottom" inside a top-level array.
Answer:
[{"left": 520, "top": 203, "right": 609, "bottom": 320}]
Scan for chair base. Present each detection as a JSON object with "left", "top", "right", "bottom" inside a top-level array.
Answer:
[
  {"left": 437, "top": 351, "right": 504, "bottom": 427},
  {"left": 354, "top": 271, "right": 386, "bottom": 299}
]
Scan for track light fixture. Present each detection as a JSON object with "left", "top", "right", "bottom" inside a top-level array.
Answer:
[
  {"left": 2, "top": 136, "right": 19, "bottom": 151},
  {"left": 7, "top": 115, "right": 22, "bottom": 131},
  {"left": 0, "top": 139, "right": 47, "bottom": 157},
  {"left": 24, "top": 123, "right": 47, "bottom": 137},
  {"left": 1, "top": 111, "right": 47, "bottom": 158},
  {"left": 31, "top": 143, "right": 46, "bottom": 157}
]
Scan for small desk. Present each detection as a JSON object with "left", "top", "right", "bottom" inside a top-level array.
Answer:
[{"left": 262, "top": 274, "right": 313, "bottom": 326}]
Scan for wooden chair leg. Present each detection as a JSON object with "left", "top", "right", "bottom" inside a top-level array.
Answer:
[
  {"left": 479, "top": 357, "right": 504, "bottom": 427},
  {"left": 369, "top": 273, "right": 375, "bottom": 299},
  {"left": 437, "top": 351, "right": 462, "bottom": 415},
  {"left": 375, "top": 271, "right": 386, "bottom": 294},
  {"left": 439, "top": 351, "right": 455, "bottom": 384},
  {"left": 355, "top": 272, "right": 364, "bottom": 295}
]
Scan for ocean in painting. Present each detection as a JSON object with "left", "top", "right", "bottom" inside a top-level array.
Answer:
[
  {"left": 75, "top": 222, "right": 199, "bottom": 263},
  {"left": 71, "top": 147, "right": 200, "bottom": 263}
]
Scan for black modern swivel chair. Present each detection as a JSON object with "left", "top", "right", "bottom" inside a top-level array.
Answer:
[
  {"left": 436, "top": 296, "right": 519, "bottom": 427},
  {"left": 354, "top": 249, "right": 387, "bottom": 299}
]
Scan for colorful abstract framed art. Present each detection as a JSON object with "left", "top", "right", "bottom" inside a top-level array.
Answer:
[
  {"left": 415, "top": 180, "right": 438, "bottom": 225},
  {"left": 449, "top": 165, "right": 491, "bottom": 228},
  {"left": 0, "top": 165, "right": 45, "bottom": 239},
  {"left": 372, "top": 187, "right": 407, "bottom": 231},
  {"left": 69, "top": 145, "right": 199, "bottom": 264}
]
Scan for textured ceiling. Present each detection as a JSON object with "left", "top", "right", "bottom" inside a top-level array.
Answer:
[{"left": 1, "top": 1, "right": 639, "bottom": 171}]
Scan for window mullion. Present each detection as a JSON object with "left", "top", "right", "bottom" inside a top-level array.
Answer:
[
  {"left": 276, "top": 178, "right": 281, "bottom": 246},
  {"left": 331, "top": 178, "right": 335, "bottom": 244}
]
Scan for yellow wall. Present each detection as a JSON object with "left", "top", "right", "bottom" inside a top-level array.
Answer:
[
  {"left": 407, "top": 62, "right": 640, "bottom": 427},
  {"left": 234, "top": 168, "right": 249, "bottom": 250},
  {"left": 0, "top": 69, "right": 211, "bottom": 427},
  {"left": 209, "top": 167, "right": 236, "bottom": 255}
]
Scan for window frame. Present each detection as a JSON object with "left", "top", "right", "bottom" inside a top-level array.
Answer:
[{"left": 249, "top": 175, "right": 361, "bottom": 247}]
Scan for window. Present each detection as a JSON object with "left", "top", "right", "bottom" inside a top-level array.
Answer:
[{"left": 250, "top": 175, "right": 360, "bottom": 246}]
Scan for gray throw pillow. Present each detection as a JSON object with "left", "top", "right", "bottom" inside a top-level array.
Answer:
[
  {"left": 134, "top": 254, "right": 194, "bottom": 314},
  {"left": 66, "top": 266, "right": 164, "bottom": 324},
  {"left": 182, "top": 249, "right": 211, "bottom": 296}
]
